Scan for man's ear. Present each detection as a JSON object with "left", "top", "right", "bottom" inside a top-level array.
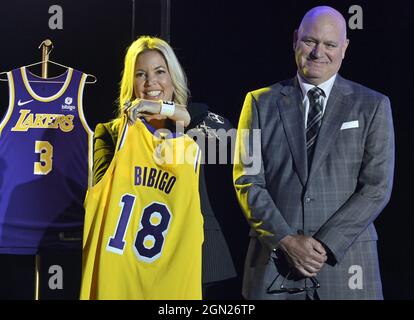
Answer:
[
  {"left": 342, "top": 39, "right": 350, "bottom": 59},
  {"left": 293, "top": 29, "right": 298, "bottom": 51}
]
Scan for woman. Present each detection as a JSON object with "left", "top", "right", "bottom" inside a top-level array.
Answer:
[{"left": 90, "top": 36, "right": 235, "bottom": 298}]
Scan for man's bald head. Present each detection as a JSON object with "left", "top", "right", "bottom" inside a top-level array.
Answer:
[{"left": 299, "top": 6, "right": 348, "bottom": 41}]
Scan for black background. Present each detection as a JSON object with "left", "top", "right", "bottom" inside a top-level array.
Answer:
[{"left": 0, "top": 0, "right": 413, "bottom": 299}]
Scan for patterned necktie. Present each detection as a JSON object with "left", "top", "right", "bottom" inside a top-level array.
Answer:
[{"left": 306, "top": 87, "right": 325, "bottom": 164}]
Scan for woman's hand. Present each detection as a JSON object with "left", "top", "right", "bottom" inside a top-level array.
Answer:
[
  {"left": 125, "top": 99, "right": 191, "bottom": 127},
  {"left": 125, "top": 99, "right": 166, "bottom": 124}
]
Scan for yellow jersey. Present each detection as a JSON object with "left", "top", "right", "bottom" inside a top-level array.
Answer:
[{"left": 80, "top": 117, "right": 203, "bottom": 300}]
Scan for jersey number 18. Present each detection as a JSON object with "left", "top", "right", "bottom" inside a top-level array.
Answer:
[{"left": 106, "top": 194, "right": 172, "bottom": 263}]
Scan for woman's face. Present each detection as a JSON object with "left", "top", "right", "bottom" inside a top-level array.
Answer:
[{"left": 134, "top": 50, "right": 174, "bottom": 102}]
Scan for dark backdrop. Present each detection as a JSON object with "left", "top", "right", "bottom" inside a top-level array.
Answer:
[{"left": 0, "top": 0, "right": 412, "bottom": 299}]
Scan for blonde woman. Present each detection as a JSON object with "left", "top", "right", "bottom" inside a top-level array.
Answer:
[{"left": 88, "top": 36, "right": 235, "bottom": 298}]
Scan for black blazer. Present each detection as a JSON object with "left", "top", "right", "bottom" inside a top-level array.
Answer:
[{"left": 93, "top": 103, "right": 236, "bottom": 284}]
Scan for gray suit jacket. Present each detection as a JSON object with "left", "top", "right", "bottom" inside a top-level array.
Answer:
[{"left": 233, "top": 75, "right": 395, "bottom": 299}]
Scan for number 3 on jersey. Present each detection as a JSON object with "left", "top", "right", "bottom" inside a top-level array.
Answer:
[
  {"left": 34, "top": 140, "right": 53, "bottom": 175},
  {"left": 107, "top": 194, "right": 172, "bottom": 263}
]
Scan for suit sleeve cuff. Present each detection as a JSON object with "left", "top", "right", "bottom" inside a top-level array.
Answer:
[{"left": 313, "top": 230, "right": 348, "bottom": 264}]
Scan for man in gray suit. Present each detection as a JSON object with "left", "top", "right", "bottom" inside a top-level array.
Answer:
[{"left": 233, "top": 6, "right": 394, "bottom": 299}]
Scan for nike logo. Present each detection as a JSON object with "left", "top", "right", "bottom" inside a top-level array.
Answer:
[{"left": 17, "top": 99, "right": 34, "bottom": 106}]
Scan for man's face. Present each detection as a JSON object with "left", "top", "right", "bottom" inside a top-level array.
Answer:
[{"left": 294, "top": 14, "right": 349, "bottom": 85}]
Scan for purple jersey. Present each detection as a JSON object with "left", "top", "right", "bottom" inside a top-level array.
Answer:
[{"left": 0, "top": 67, "right": 93, "bottom": 254}]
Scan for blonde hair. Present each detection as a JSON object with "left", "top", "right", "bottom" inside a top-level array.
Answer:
[{"left": 118, "top": 36, "right": 189, "bottom": 117}]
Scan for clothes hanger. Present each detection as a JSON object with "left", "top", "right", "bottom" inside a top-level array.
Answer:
[
  {"left": 0, "top": 40, "right": 97, "bottom": 84},
  {"left": 23, "top": 60, "right": 98, "bottom": 84},
  {"left": 0, "top": 65, "right": 97, "bottom": 84}
]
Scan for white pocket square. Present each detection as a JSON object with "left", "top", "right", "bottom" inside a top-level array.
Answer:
[{"left": 341, "top": 120, "right": 359, "bottom": 130}]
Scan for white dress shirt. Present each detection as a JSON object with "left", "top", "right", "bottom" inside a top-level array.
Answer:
[{"left": 297, "top": 73, "right": 337, "bottom": 128}]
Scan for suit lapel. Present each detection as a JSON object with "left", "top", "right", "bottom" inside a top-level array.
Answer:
[
  {"left": 278, "top": 78, "right": 308, "bottom": 186},
  {"left": 307, "top": 75, "right": 354, "bottom": 182}
]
